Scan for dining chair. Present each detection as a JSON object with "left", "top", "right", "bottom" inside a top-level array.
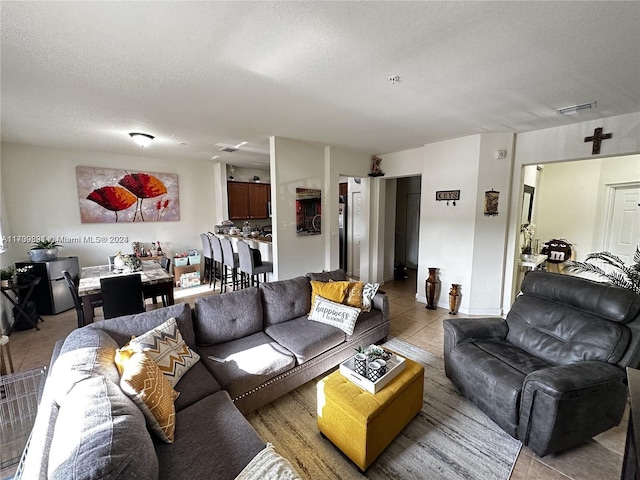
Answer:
[
  {"left": 209, "top": 233, "right": 224, "bottom": 291},
  {"left": 219, "top": 237, "right": 240, "bottom": 293},
  {"left": 200, "top": 233, "right": 214, "bottom": 287},
  {"left": 236, "top": 241, "right": 273, "bottom": 288},
  {"left": 107, "top": 255, "right": 116, "bottom": 267},
  {"left": 100, "top": 274, "right": 146, "bottom": 319},
  {"left": 62, "top": 270, "right": 87, "bottom": 328},
  {"left": 144, "top": 257, "right": 172, "bottom": 306}
]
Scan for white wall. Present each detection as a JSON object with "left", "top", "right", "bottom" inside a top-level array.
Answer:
[
  {"left": 505, "top": 112, "right": 640, "bottom": 309},
  {"left": 269, "top": 137, "right": 325, "bottom": 280},
  {"left": 535, "top": 154, "right": 640, "bottom": 261},
  {"left": 0, "top": 142, "right": 217, "bottom": 268}
]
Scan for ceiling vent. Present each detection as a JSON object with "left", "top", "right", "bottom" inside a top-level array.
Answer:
[{"left": 219, "top": 146, "right": 238, "bottom": 153}]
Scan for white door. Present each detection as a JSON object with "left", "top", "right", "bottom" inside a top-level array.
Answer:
[
  {"left": 405, "top": 193, "right": 421, "bottom": 268},
  {"left": 351, "top": 192, "right": 362, "bottom": 278},
  {"left": 606, "top": 184, "right": 640, "bottom": 264}
]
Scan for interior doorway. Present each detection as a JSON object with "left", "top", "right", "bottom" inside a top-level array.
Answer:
[
  {"left": 394, "top": 176, "right": 421, "bottom": 286},
  {"left": 604, "top": 183, "right": 640, "bottom": 264}
]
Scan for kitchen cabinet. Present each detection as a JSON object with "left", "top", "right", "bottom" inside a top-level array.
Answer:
[
  {"left": 15, "top": 256, "right": 79, "bottom": 314},
  {"left": 228, "top": 182, "right": 271, "bottom": 220}
]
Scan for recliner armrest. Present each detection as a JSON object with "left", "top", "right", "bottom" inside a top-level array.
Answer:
[
  {"left": 522, "top": 361, "right": 625, "bottom": 399},
  {"left": 443, "top": 317, "right": 508, "bottom": 349},
  {"left": 519, "top": 361, "right": 627, "bottom": 456}
]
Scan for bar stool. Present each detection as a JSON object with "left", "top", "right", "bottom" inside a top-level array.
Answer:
[
  {"left": 1, "top": 335, "right": 14, "bottom": 375},
  {"left": 219, "top": 237, "right": 240, "bottom": 293},
  {"left": 200, "top": 233, "right": 214, "bottom": 287},
  {"left": 237, "top": 240, "right": 273, "bottom": 288},
  {"left": 209, "top": 234, "right": 224, "bottom": 291}
]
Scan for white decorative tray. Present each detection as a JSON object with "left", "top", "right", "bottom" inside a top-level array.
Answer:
[{"left": 339, "top": 353, "right": 406, "bottom": 394}]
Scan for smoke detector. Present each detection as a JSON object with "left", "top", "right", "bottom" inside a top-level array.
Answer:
[{"left": 388, "top": 75, "right": 400, "bottom": 84}]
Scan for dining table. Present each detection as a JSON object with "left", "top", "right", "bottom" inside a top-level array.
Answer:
[{"left": 78, "top": 261, "right": 174, "bottom": 325}]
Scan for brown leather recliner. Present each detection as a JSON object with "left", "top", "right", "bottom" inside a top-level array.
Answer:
[{"left": 444, "top": 271, "right": 640, "bottom": 456}]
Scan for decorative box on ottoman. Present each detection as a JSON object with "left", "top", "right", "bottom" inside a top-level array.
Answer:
[{"left": 316, "top": 356, "right": 424, "bottom": 471}]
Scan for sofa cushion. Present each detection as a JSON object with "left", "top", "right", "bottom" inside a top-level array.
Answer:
[
  {"left": 47, "top": 376, "right": 158, "bottom": 480},
  {"left": 50, "top": 328, "right": 120, "bottom": 403},
  {"left": 308, "top": 295, "right": 360, "bottom": 335},
  {"left": 87, "top": 302, "right": 196, "bottom": 349},
  {"left": 265, "top": 317, "right": 346, "bottom": 364},
  {"left": 350, "top": 308, "right": 385, "bottom": 337},
  {"left": 127, "top": 317, "right": 201, "bottom": 387},
  {"left": 507, "top": 295, "right": 631, "bottom": 365},
  {"left": 260, "top": 276, "right": 311, "bottom": 326},
  {"left": 306, "top": 269, "right": 347, "bottom": 282},
  {"left": 173, "top": 361, "right": 222, "bottom": 412},
  {"left": 195, "top": 287, "right": 263, "bottom": 345},
  {"left": 116, "top": 349, "right": 179, "bottom": 443},
  {"left": 155, "top": 391, "right": 265, "bottom": 480},
  {"left": 199, "top": 332, "right": 296, "bottom": 400}
]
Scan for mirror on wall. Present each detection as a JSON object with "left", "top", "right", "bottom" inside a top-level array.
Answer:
[
  {"left": 296, "top": 188, "right": 321, "bottom": 236},
  {"left": 521, "top": 185, "right": 535, "bottom": 225}
]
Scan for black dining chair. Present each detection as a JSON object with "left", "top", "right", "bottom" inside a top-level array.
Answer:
[
  {"left": 143, "top": 257, "right": 172, "bottom": 306},
  {"left": 100, "top": 274, "right": 146, "bottom": 319},
  {"left": 62, "top": 270, "right": 87, "bottom": 328}
]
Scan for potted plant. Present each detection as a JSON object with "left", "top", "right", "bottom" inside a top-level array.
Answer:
[
  {"left": 564, "top": 246, "right": 640, "bottom": 295},
  {"left": 0, "top": 266, "right": 15, "bottom": 287},
  {"left": 520, "top": 223, "right": 535, "bottom": 261},
  {"left": 28, "top": 239, "right": 62, "bottom": 262}
]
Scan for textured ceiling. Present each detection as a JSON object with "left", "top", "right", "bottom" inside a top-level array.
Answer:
[{"left": 1, "top": 1, "right": 639, "bottom": 168}]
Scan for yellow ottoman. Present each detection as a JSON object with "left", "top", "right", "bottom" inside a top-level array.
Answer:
[{"left": 317, "top": 357, "right": 424, "bottom": 471}]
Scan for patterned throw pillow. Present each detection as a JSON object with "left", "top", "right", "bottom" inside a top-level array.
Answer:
[
  {"left": 308, "top": 295, "right": 360, "bottom": 335},
  {"left": 361, "top": 283, "right": 380, "bottom": 312},
  {"left": 116, "top": 348, "right": 179, "bottom": 443},
  {"left": 310, "top": 280, "right": 349, "bottom": 308},
  {"left": 128, "top": 317, "right": 200, "bottom": 388}
]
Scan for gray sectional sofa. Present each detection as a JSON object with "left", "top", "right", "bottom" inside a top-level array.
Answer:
[{"left": 18, "top": 270, "right": 390, "bottom": 479}]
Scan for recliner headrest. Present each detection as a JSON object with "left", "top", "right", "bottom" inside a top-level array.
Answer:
[{"left": 521, "top": 271, "right": 640, "bottom": 324}]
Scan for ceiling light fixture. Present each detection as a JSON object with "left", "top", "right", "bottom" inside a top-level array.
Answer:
[
  {"left": 129, "top": 132, "right": 155, "bottom": 147},
  {"left": 556, "top": 101, "right": 596, "bottom": 116}
]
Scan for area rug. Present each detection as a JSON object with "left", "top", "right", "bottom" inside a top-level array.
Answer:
[{"left": 245, "top": 337, "right": 522, "bottom": 480}]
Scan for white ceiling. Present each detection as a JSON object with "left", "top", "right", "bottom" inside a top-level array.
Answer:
[{"left": 2, "top": 1, "right": 639, "bottom": 169}]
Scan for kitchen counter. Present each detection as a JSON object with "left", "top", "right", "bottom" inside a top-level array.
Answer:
[{"left": 222, "top": 233, "right": 272, "bottom": 244}]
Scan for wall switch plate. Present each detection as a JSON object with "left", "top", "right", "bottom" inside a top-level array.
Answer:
[{"left": 496, "top": 150, "right": 507, "bottom": 159}]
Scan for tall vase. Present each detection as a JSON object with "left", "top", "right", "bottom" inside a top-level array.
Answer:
[
  {"left": 449, "top": 284, "right": 461, "bottom": 315},
  {"left": 425, "top": 267, "right": 439, "bottom": 310}
]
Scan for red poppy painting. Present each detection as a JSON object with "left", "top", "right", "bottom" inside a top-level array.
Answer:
[{"left": 77, "top": 166, "right": 180, "bottom": 223}]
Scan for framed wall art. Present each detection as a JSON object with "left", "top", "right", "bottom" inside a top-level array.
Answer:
[{"left": 76, "top": 166, "right": 180, "bottom": 223}]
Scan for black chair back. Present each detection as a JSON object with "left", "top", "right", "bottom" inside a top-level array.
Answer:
[
  {"left": 62, "top": 270, "right": 85, "bottom": 328},
  {"left": 160, "top": 256, "right": 171, "bottom": 272},
  {"left": 100, "top": 274, "right": 145, "bottom": 319}
]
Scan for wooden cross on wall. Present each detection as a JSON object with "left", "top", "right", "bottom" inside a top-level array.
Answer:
[{"left": 584, "top": 127, "right": 612, "bottom": 155}]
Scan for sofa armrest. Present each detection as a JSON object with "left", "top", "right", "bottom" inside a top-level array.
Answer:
[
  {"left": 372, "top": 292, "right": 389, "bottom": 322},
  {"left": 519, "top": 361, "right": 627, "bottom": 456},
  {"left": 443, "top": 317, "right": 507, "bottom": 349}
]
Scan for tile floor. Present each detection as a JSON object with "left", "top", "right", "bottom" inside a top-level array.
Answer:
[{"left": 2, "top": 271, "right": 625, "bottom": 479}]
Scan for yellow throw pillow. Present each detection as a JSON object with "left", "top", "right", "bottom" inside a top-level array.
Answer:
[
  {"left": 310, "top": 280, "right": 349, "bottom": 308},
  {"left": 344, "top": 281, "right": 364, "bottom": 308},
  {"left": 116, "top": 348, "right": 179, "bottom": 443}
]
